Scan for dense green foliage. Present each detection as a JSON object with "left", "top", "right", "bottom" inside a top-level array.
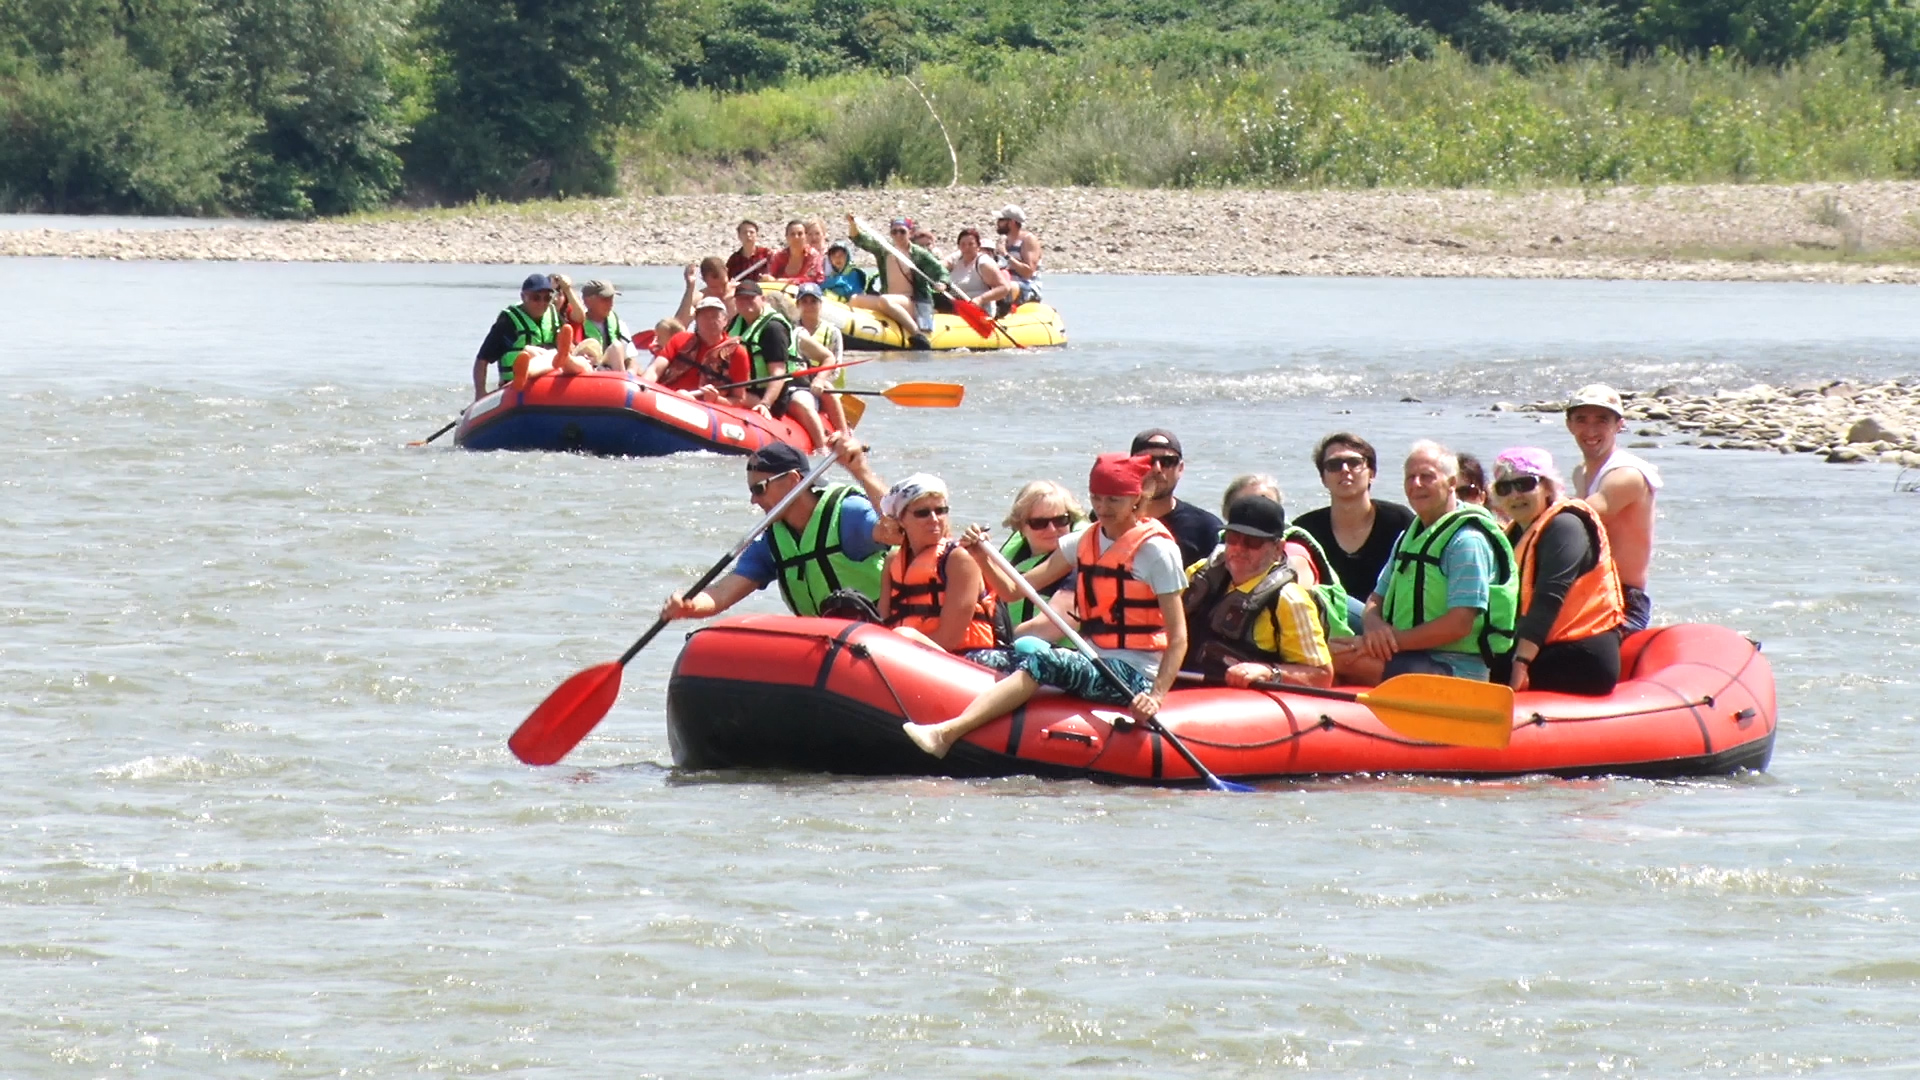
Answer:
[{"left": 3, "top": 0, "right": 1919, "bottom": 215}]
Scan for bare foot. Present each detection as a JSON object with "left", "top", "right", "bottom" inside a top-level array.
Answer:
[{"left": 903, "top": 722, "right": 950, "bottom": 759}]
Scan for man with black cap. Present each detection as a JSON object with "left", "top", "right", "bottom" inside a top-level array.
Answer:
[
  {"left": 729, "top": 279, "right": 829, "bottom": 447},
  {"left": 1182, "top": 495, "right": 1334, "bottom": 689},
  {"left": 1133, "top": 428, "right": 1225, "bottom": 568},
  {"left": 660, "top": 434, "right": 889, "bottom": 623},
  {"left": 472, "top": 273, "right": 558, "bottom": 399}
]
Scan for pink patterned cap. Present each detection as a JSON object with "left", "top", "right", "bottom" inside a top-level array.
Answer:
[{"left": 1494, "top": 446, "right": 1558, "bottom": 480}]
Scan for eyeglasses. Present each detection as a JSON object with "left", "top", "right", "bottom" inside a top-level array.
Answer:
[
  {"left": 1321, "top": 455, "right": 1368, "bottom": 473},
  {"left": 1492, "top": 475, "right": 1542, "bottom": 497},
  {"left": 530, "top": 291, "right": 554, "bottom": 300},
  {"left": 748, "top": 470, "right": 796, "bottom": 497},
  {"left": 1148, "top": 455, "right": 1182, "bottom": 469},
  {"left": 908, "top": 505, "right": 950, "bottom": 520},
  {"left": 1456, "top": 484, "right": 1482, "bottom": 499},
  {"left": 1025, "top": 514, "right": 1073, "bottom": 531}
]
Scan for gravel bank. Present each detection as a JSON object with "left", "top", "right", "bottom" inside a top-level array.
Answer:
[
  {"left": 7, "top": 181, "right": 1920, "bottom": 284},
  {"left": 1493, "top": 380, "right": 1920, "bottom": 472}
]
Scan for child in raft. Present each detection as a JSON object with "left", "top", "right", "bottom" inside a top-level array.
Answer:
[{"left": 903, "top": 452, "right": 1189, "bottom": 759}]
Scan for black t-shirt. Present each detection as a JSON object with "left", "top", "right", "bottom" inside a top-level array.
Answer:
[
  {"left": 1513, "top": 511, "right": 1600, "bottom": 647},
  {"left": 1293, "top": 500, "right": 1417, "bottom": 599},
  {"left": 476, "top": 311, "right": 519, "bottom": 364},
  {"left": 1159, "top": 499, "right": 1225, "bottom": 568}
]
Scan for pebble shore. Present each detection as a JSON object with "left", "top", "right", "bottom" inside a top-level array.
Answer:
[
  {"left": 1492, "top": 380, "right": 1920, "bottom": 470},
  {"left": 7, "top": 180, "right": 1920, "bottom": 285}
]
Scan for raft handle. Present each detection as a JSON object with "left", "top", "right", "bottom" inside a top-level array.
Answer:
[
  {"left": 1733, "top": 708, "right": 1758, "bottom": 723},
  {"left": 1044, "top": 729, "right": 1095, "bottom": 746},
  {"left": 1530, "top": 712, "right": 1548, "bottom": 726}
]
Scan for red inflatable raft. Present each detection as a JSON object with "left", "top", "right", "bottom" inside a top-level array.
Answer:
[
  {"left": 666, "top": 618, "right": 1776, "bottom": 783},
  {"left": 456, "top": 369, "right": 831, "bottom": 456}
]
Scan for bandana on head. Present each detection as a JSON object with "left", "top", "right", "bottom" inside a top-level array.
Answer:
[
  {"left": 880, "top": 473, "right": 948, "bottom": 519},
  {"left": 1088, "top": 452, "right": 1154, "bottom": 497},
  {"left": 1494, "top": 446, "right": 1559, "bottom": 481}
]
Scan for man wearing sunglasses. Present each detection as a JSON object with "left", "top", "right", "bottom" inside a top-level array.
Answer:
[
  {"left": 472, "top": 272, "right": 559, "bottom": 400},
  {"left": 1332, "top": 441, "right": 1518, "bottom": 686},
  {"left": 1182, "top": 495, "right": 1334, "bottom": 690},
  {"left": 1131, "top": 428, "right": 1224, "bottom": 568},
  {"left": 660, "top": 435, "right": 890, "bottom": 624},
  {"left": 846, "top": 214, "right": 947, "bottom": 351}
]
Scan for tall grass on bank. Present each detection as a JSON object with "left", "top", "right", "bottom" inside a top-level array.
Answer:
[{"left": 620, "top": 41, "right": 1920, "bottom": 192}]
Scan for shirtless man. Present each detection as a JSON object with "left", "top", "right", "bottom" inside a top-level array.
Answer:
[{"left": 1565, "top": 384, "right": 1662, "bottom": 632}]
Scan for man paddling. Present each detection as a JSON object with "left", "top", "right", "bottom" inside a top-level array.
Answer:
[
  {"left": 660, "top": 437, "right": 889, "bottom": 622},
  {"left": 846, "top": 215, "right": 946, "bottom": 351},
  {"left": 472, "top": 273, "right": 558, "bottom": 399},
  {"left": 1565, "top": 384, "right": 1662, "bottom": 632},
  {"left": 1332, "top": 441, "right": 1518, "bottom": 686}
]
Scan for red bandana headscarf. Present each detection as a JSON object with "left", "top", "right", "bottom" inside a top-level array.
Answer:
[{"left": 1088, "top": 452, "right": 1154, "bottom": 497}]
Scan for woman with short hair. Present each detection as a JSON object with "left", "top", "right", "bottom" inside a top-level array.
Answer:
[{"left": 1490, "top": 447, "right": 1626, "bottom": 695}]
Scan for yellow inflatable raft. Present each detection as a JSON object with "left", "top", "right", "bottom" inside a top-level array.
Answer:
[{"left": 767, "top": 283, "right": 1066, "bottom": 352}]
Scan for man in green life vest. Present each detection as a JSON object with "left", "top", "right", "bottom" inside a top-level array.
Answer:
[
  {"left": 728, "top": 280, "right": 830, "bottom": 449},
  {"left": 1332, "top": 440, "right": 1518, "bottom": 686},
  {"left": 472, "top": 273, "right": 559, "bottom": 399},
  {"left": 660, "top": 435, "right": 890, "bottom": 622},
  {"left": 577, "top": 279, "right": 635, "bottom": 371}
]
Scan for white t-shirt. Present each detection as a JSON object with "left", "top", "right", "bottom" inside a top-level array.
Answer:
[{"left": 1060, "top": 523, "right": 1186, "bottom": 676}]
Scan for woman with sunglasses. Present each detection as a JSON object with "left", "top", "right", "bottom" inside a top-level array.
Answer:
[
  {"left": 994, "top": 481, "right": 1085, "bottom": 634},
  {"left": 1489, "top": 447, "right": 1626, "bottom": 695},
  {"left": 879, "top": 474, "right": 1001, "bottom": 656},
  {"left": 1293, "top": 433, "right": 1416, "bottom": 632}
]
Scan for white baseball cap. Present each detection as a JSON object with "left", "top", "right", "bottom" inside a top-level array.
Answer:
[
  {"left": 997, "top": 204, "right": 1025, "bottom": 223},
  {"left": 694, "top": 296, "right": 727, "bottom": 315},
  {"left": 1565, "top": 383, "right": 1624, "bottom": 416}
]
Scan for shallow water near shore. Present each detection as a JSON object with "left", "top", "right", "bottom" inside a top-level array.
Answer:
[{"left": 5, "top": 258, "right": 1919, "bottom": 1075}]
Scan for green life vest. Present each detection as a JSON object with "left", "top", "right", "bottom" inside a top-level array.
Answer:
[
  {"left": 497, "top": 304, "right": 558, "bottom": 383},
  {"left": 729, "top": 308, "right": 797, "bottom": 381},
  {"left": 1282, "top": 524, "right": 1354, "bottom": 639},
  {"left": 1380, "top": 505, "right": 1518, "bottom": 664},
  {"left": 581, "top": 311, "right": 626, "bottom": 349},
  {"left": 766, "top": 484, "right": 886, "bottom": 616},
  {"left": 997, "top": 532, "right": 1058, "bottom": 627}
]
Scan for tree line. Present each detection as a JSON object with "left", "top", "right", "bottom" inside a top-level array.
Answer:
[{"left": 2, "top": 0, "right": 1916, "bottom": 218}]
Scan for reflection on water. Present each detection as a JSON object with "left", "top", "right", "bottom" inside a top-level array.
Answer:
[{"left": 2, "top": 258, "right": 1918, "bottom": 1075}]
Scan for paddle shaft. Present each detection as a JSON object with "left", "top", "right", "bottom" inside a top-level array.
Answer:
[
  {"left": 411, "top": 418, "right": 458, "bottom": 446},
  {"left": 729, "top": 257, "right": 768, "bottom": 283},
  {"left": 980, "top": 546, "right": 1249, "bottom": 792},
  {"left": 620, "top": 450, "right": 843, "bottom": 667},
  {"left": 707, "top": 359, "right": 866, "bottom": 394}
]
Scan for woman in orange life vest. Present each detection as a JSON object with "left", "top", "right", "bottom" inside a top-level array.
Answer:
[
  {"left": 877, "top": 474, "right": 1001, "bottom": 658},
  {"left": 1489, "top": 447, "right": 1626, "bottom": 696},
  {"left": 903, "top": 452, "right": 1189, "bottom": 759}
]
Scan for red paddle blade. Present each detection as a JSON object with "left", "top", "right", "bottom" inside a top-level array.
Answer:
[
  {"left": 951, "top": 297, "right": 997, "bottom": 339},
  {"left": 508, "top": 662, "right": 625, "bottom": 765}
]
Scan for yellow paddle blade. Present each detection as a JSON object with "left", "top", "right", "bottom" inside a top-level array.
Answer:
[
  {"left": 836, "top": 392, "right": 866, "bottom": 428},
  {"left": 1360, "top": 673, "right": 1515, "bottom": 749},
  {"left": 880, "top": 381, "right": 964, "bottom": 407}
]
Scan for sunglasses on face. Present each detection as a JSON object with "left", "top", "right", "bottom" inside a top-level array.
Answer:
[
  {"left": 531, "top": 291, "right": 554, "bottom": 300},
  {"left": 907, "top": 504, "right": 950, "bottom": 520},
  {"left": 748, "top": 470, "right": 796, "bottom": 497},
  {"left": 1025, "top": 513, "right": 1073, "bottom": 531},
  {"left": 1456, "top": 484, "right": 1482, "bottom": 498},
  {"left": 1223, "top": 531, "right": 1274, "bottom": 549},
  {"left": 1148, "top": 455, "right": 1181, "bottom": 469},
  {"left": 1321, "top": 455, "right": 1367, "bottom": 474},
  {"left": 1492, "top": 475, "right": 1542, "bottom": 497}
]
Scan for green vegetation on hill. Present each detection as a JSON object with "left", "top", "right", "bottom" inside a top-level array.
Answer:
[{"left": 3, "top": 0, "right": 1919, "bottom": 217}]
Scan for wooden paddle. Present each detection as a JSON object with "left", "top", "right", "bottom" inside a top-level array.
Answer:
[
  {"left": 979, "top": 546, "right": 1254, "bottom": 792},
  {"left": 508, "top": 449, "right": 845, "bottom": 765},
  {"left": 1177, "top": 671, "right": 1515, "bottom": 750},
  {"left": 853, "top": 217, "right": 1027, "bottom": 351},
  {"left": 408, "top": 418, "right": 459, "bottom": 447},
  {"left": 834, "top": 382, "right": 964, "bottom": 407}
]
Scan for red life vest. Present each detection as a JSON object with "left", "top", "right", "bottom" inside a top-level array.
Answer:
[
  {"left": 884, "top": 538, "right": 998, "bottom": 651},
  {"left": 1514, "top": 499, "right": 1626, "bottom": 644},
  {"left": 659, "top": 330, "right": 743, "bottom": 391},
  {"left": 1075, "top": 518, "right": 1175, "bottom": 651}
]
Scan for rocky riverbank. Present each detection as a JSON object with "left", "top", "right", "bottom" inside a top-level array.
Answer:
[
  {"left": 1493, "top": 380, "right": 1920, "bottom": 470},
  {"left": 6, "top": 181, "right": 1920, "bottom": 284}
]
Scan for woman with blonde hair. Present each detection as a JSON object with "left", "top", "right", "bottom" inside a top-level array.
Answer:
[{"left": 994, "top": 480, "right": 1085, "bottom": 633}]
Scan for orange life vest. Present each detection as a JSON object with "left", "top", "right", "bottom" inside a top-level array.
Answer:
[
  {"left": 1514, "top": 499, "right": 1626, "bottom": 644},
  {"left": 1075, "top": 518, "right": 1175, "bottom": 651},
  {"left": 884, "top": 537, "right": 998, "bottom": 651}
]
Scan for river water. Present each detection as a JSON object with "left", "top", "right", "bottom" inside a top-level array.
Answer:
[{"left": 5, "top": 258, "right": 1919, "bottom": 1075}]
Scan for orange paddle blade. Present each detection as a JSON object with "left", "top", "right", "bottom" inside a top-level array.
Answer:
[
  {"left": 509, "top": 662, "right": 625, "bottom": 765},
  {"left": 1360, "top": 674, "right": 1514, "bottom": 749},
  {"left": 836, "top": 392, "right": 866, "bottom": 428},
  {"left": 880, "top": 382, "right": 964, "bottom": 407}
]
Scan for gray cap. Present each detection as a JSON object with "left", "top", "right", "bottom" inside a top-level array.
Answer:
[{"left": 581, "top": 279, "right": 618, "bottom": 298}]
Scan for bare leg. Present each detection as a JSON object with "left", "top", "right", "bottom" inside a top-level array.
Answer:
[
  {"left": 904, "top": 670, "right": 1039, "bottom": 758},
  {"left": 891, "top": 626, "right": 941, "bottom": 650},
  {"left": 1330, "top": 642, "right": 1384, "bottom": 687},
  {"left": 851, "top": 294, "right": 919, "bottom": 343},
  {"left": 785, "top": 390, "right": 828, "bottom": 449},
  {"left": 815, "top": 379, "right": 849, "bottom": 431}
]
